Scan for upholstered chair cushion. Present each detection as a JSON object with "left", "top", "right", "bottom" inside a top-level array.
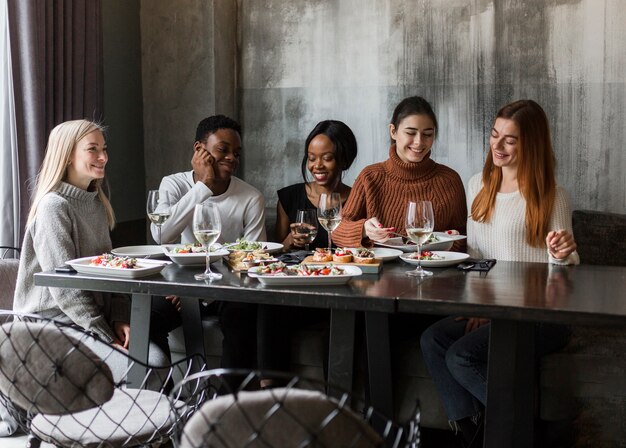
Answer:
[
  {"left": 572, "top": 210, "right": 626, "bottom": 266},
  {"left": 31, "top": 389, "right": 179, "bottom": 447},
  {"left": 180, "top": 388, "right": 383, "bottom": 448},
  {"left": 0, "top": 321, "right": 114, "bottom": 414},
  {"left": 0, "top": 259, "right": 19, "bottom": 310}
]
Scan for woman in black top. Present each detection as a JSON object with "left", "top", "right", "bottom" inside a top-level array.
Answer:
[{"left": 276, "top": 120, "right": 358, "bottom": 250}]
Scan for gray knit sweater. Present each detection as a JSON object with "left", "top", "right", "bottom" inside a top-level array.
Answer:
[{"left": 14, "top": 182, "right": 129, "bottom": 342}]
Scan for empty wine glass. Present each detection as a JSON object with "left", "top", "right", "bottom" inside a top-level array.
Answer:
[
  {"left": 294, "top": 209, "right": 318, "bottom": 251},
  {"left": 193, "top": 202, "right": 223, "bottom": 281},
  {"left": 147, "top": 190, "right": 171, "bottom": 245},
  {"left": 405, "top": 201, "right": 434, "bottom": 277},
  {"left": 317, "top": 193, "right": 342, "bottom": 252}
]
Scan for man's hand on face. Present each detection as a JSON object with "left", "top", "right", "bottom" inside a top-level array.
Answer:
[{"left": 192, "top": 143, "right": 216, "bottom": 187}]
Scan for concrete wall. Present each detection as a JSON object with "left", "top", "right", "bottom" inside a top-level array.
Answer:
[
  {"left": 140, "top": 0, "right": 237, "bottom": 192},
  {"left": 238, "top": 0, "right": 626, "bottom": 215},
  {"left": 102, "top": 0, "right": 145, "bottom": 222}
]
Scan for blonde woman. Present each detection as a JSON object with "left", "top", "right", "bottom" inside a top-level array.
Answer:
[{"left": 14, "top": 120, "right": 168, "bottom": 371}]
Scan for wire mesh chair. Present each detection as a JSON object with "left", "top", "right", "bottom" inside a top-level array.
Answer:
[
  {"left": 0, "top": 246, "right": 20, "bottom": 259},
  {"left": 169, "top": 368, "right": 409, "bottom": 448},
  {"left": 0, "top": 311, "right": 205, "bottom": 447}
]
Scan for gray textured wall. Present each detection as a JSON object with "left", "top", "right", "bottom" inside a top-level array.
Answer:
[
  {"left": 102, "top": 0, "right": 145, "bottom": 222},
  {"left": 239, "top": 0, "right": 626, "bottom": 214},
  {"left": 140, "top": 0, "right": 237, "bottom": 191}
]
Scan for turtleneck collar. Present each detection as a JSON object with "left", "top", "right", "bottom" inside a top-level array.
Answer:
[
  {"left": 383, "top": 144, "right": 438, "bottom": 181},
  {"left": 56, "top": 181, "right": 99, "bottom": 201}
]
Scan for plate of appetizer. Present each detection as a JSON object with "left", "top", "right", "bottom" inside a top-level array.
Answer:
[
  {"left": 362, "top": 247, "right": 403, "bottom": 262},
  {"left": 303, "top": 248, "right": 382, "bottom": 273},
  {"left": 248, "top": 262, "right": 362, "bottom": 285},
  {"left": 223, "top": 239, "right": 284, "bottom": 254},
  {"left": 399, "top": 251, "right": 470, "bottom": 267},
  {"left": 111, "top": 245, "right": 165, "bottom": 259},
  {"left": 376, "top": 231, "right": 467, "bottom": 252},
  {"left": 226, "top": 249, "right": 279, "bottom": 271},
  {"left": 162, "top": 244, "right": 229, "bottom": 266},
  {"left": 65, "top": 254, "right": 170, "bottom": 278}
]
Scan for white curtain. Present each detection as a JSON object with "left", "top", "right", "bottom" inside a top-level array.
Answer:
[{"left": 0, "top": 0, "right": 20, "bottom": 248}]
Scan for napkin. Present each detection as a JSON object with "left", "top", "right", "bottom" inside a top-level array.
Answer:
[
  {"left": 457, "top": 258, "right": 497, "bottom": 272},
  {"left": 276, "top": 250, "right": 311, "bottom": 265}
]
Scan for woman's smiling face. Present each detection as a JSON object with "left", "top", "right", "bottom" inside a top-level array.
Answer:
[
  {"left": 306, "top": 134, "right": 339, "bottom": 187},
  {"left": 490, "top": 118, "right": 520, "bottom": 170},
  {"left": 66, "top": 130, "right": 107, "bottom": 190},
  {"left": 390, "top": 114, "right": 435, "bottom": 163}
]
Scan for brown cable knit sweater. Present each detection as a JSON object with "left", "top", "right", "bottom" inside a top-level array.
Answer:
[{"left": 332, "top": 145, "right": 467, "bottom": 249}]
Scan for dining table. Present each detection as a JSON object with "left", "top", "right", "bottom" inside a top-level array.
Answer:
[{"left": 34, "top": 254, "right": 626, "bottom": 448}]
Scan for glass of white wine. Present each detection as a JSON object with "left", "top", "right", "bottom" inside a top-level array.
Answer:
[
  {"left": 193, "top": 202, "right": 223, "bottom": 281},
  {"left": 147, "top": 190, "right": 171, "bottom": 245},
  {"left": 317, "top": 193, "right": 342, "bottom": 252},
  {"left": 405, "top": 200, "right": 435, "bottom": 277},
  {"left": 294, "top": 209, "right": 318, "bottom": 251}
]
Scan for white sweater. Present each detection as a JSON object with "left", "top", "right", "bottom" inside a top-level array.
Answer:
[
  {"left": 151, "top": 171, "right": 266, "bottom": 244},
  {"left": 466, "top": 173, "right": 579, "bottom": 264}
]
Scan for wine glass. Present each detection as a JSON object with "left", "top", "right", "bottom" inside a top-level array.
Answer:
[
  {"left": 147, "top": 190, "right": 171, "bottom": 245},
  {"left": 317, "top": 193, "right": 342, "bottom": 252},
  {"left": 405, "top": 201, "right": 435, "bottom": 277},
  {"left": 193, "top": 202, "right": 223, "bottom": 281},
  {"left": 294, "top": 209, "right": 318, "bottom": 251}
]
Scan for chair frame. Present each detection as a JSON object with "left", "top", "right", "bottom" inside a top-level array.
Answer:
[
  {"left": 0, "top": 311, "right": 206, "bottom": 447},
  {"left": 169, "top": 368, "right": 411, "bottom": 448}
]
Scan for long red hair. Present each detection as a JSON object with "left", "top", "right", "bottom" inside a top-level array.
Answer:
[{"left": 471, "top": 100, "right": 556, "bottom": 247}]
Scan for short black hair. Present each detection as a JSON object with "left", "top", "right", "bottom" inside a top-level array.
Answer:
[
  {"left": 390, "top": 96, "right": 438, "bottom": 141},
  {"left": 301, "top": 120, "right": 358, "bottom": 183},
  {"left": 195, "top": 115, "right": 242, "bottom": 143}
]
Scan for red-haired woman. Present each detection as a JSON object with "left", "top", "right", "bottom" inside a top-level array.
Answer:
[{"left": 420, "top": 100, "right": 579, "bottom": 446}]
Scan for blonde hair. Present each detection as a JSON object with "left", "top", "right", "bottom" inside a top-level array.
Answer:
[
  {"left": 27, "top": 120, "right": 115, "bottom": 229},
  {"left": 471, "top": 100, "right": 556, "bottom": 247}
]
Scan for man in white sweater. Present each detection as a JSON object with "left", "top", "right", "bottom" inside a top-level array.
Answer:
[{"left": 151, "top": 115, "right": 265, "bottom": 372}]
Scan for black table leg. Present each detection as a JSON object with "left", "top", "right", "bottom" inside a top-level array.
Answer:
[
  {"left": 365, "top": 311, "right": 393, "bottom": 419},
  {"left": 328, "top": 309, "right": 356, "bottom": 398},
  {"left": 128, "top": 293, "right": 152, "bottom": 388},
  {"left": 484, "top": 319, "right": 535, "bottom": 448},
  {"left": 180, "top": 298, "right": 206, "bottom": 373}
]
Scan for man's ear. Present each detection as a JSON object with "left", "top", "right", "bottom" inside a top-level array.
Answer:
[{"left": 193, "top": 141, "right": 203, "bottom": 152}]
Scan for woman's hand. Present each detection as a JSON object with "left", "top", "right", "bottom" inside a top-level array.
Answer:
[
  {"left": 289, "top": 222, "right": 316, "bottom": 248},
  {"left": 546, "top": 229, "right": 577, "bottom": 260},
  {"left": 166, "top": 295, "right": 182, "bottom": 312},
  {"left": 455, "top": 316, "right": 490, "bottom": 334},
  {"left": 112, "top": 321, "right": 130, "bottom": 350},
  {"left": 364, "top": 217, "right": 395, "bottom": 243}
]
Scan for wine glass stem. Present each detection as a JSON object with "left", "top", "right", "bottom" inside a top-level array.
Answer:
[
  {"left": 328, "top": 230, "right": 332, "bottom": 251},
  {"left": 416, "top": 244, "right": 421, "bottom": 272},
  {"left": 205, "top": 244, "right": 212, "bottom": 275}
]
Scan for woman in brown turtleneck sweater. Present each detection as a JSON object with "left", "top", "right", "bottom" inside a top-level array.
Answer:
[{"left": 332, "top": 96, "right": 467, "bottom": 250}]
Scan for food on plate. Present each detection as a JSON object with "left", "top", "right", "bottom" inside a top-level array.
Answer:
[
  {"left": 426, "top": 234, "right": 439, "bottom": 243},
  {"left": 90, "top": 254, "right": 138, "bottom": 269},
  {"left": 408, "top": 250, "right": 444, "bottom": 261},
  {"left": 256, "top": 263, "right": 346, "bottom": 277},
  {"left": 444, "top": 229, "right": 460, "bottom": 235},
  {"left": 332, "top": 248, "right": 353, "bottom": 263},
  {"left": 228, "top": 250, "right": 273, "bottom": 270},
  {"left": 353, "top": 248, "right": 376, "bottom": 264},
  {"left": 312, "top": 248, "right": 333, "bottom": 262},
  {"left": 226, "top": 239, "right": 264, "bottom": 251},
  {"left": 171, "top": 243, "right": 206, "bottom": 253}
]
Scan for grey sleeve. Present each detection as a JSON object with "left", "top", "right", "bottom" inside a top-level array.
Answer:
[{"left": 33, "top": 201, "right": 116, "bottom": 342}]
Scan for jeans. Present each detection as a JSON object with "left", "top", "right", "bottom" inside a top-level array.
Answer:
[{"left": 420, "top": 316, "right": 570, "bottom": 422}]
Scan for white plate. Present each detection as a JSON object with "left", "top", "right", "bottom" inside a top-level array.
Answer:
[
  {"left": 368, "top": 247, "right": 404, "bottom": 262},
  {"left": 375, "top": 232, "right": 467, "bottom": 253},
  {"left": 162, "top": 245, "right": 229, "bottom": 266},
  {"left": 66, "top": 256, "right": 169, "bottom": 279},
  {"left": 399, "top": 251, "right": 471, "bottom": 267},
  {"left": 224, "top": 242, "right": 284, "bottom": 254},
  {"left": 248, "top": 265, "right": 362, "bottom": 286},
  {"left": 111, "top": 245, "right": 165, "bottom": 258}
]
